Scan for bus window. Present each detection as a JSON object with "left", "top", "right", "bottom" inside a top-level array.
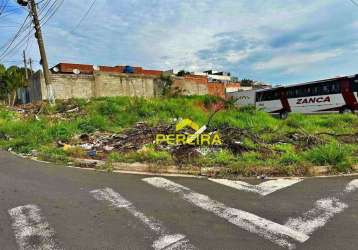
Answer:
[
  {"left": 352, "top": 79, "right": 358, "bottom": 92},
  {"left": 287, "top": 88, "right": 296, "bottom": 98},
  {"left": 256, "top": 93, "right": 263, "bottom": 102},
  {"left": 306, "top": 87, "right": 312, "bottom": 95},
  {"left": 322, "top": 85, "right": 330, "bottom": 94},
  {"left": 330, "top": 82, "right": 340, "bottom": 94},
  {"left": 259, "top": 90, "right": 280, "bottom": 101}
]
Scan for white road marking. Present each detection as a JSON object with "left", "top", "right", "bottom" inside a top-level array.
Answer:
[
  {"left": 345, "top": 179, "right": 358, "bottom": 193},
  {"left": 285, "top": 198, "right": 348, "bottom": 235},
  {"left": 143, "top": 177, "right": 309, "bottom": 249},
  {"left": 8, "top": 204, "right": 60, "bottom": 250},
  {"left": 285, "top": 179, "right": 358, "bottom": 235},
  {"left": 209, "top": 178, "right": 302, "bottom": 196},
  {"left": 90, "top": 188, "right": 196, "bottom": 250}
]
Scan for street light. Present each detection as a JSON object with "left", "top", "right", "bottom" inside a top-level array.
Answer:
[{"left": 17, "top": 0, "right": 29, "bottom": 7}]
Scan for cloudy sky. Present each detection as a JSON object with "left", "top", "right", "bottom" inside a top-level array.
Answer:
[{"left": 1, "top": 0, "right": 358, "bottom": 85}]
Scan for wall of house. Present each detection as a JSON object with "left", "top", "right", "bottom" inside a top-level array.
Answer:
[
  {"left": 172, "top": 77, "right": 209, "bottom": 96},
  {"left": 29, "top": 71, "right": 165, "bottom": 101},
  {"left": 28, "top": 71, "right": 46, "bottom": 101},
  {"left": 28, "top": 71, "right": 239, "bottom": 102},
  {"left": 172, "top": 76, "right": 241, "bottom": 98},
  {"left": 93, "top": 72, "right": 158, "bottom": 97}
]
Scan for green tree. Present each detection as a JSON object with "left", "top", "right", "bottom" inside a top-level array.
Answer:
[
  {"left": 241, "top": 78, "right": 254, "bottom": 87},
  {"left": 0, "top": 65, "right": 27, "bottom": 106},
  {"left": 0, "top": 64, "right": 7, "bottom": 102}
]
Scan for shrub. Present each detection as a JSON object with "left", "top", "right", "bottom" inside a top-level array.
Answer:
[
  {"left": 280, "top": 151, "right": 302, "bottom": 165},
  {"left": 78, "top": 114, "right": 108, "bottom": 133},
  {"left": 49, "top": 122, "right": 78, "bottom": 141},
  {"left": 305, "top": 142, "right": 353, "bottom": 167},
  {"left": 64, "top": 146, "right": 86, "bottom": 158},
  {"left": 205, "top": 149, "right": 236, "bottom": 166},
  {"left": 107, "top": 147, "right": 173, "bottom": 165},
  {"left": 37, "top": 146, "right": 69, "bottom": 164}
]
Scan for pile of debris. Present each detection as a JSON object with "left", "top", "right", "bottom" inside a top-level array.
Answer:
[
  {"left": 69, "top": 122, "right": 173, "bottom": 154},
  {"left": 13, "top": 100, "right": 84, "bottom": 120},
  {"left": 60, "top": 120, "right": 331, "bottom": 163}
]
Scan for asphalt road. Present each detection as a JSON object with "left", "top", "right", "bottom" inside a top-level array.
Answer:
[{"left": 0, "top": 150, "right": 357, "bottom": 250}]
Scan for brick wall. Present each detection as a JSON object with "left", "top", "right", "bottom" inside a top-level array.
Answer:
[
  {"left": 29, "top": 71, "right": 164, "bottom": 101},
  {"left": 52, "top": 63, "right": 161, "bottom": 76},
  {"left": 29, "top": 70, "right": 238, "bottom": 102},
  {"left": 172, "top": 76, "right": 240, "bottom": 98},
  {"left": 56, "top": 63, "right": 94, "bottom": 74},
  {"left": 94, "top": 72, "right": 156, "bottom": 97},
  {"left": 207, "top": 83, "right": 225, "bottom": 98},
  {"left": 184, "top": 75, "right": 208, "bottom": 84},
  {"left": 172, "top": 77, "right": 209, "bottom": 96}
]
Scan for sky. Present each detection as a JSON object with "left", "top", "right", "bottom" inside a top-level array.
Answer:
[{"left": 0, "top": 0, "right": 358, "bottom": 85}]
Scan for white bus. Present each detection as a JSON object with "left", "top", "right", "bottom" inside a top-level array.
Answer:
[{"left": 229, "top": 75, "right": 358, "bottom": 119}]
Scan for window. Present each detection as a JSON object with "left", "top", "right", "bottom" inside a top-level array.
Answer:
[
  {"left": 266, "top": 80, "right": 345, "bottom": 101},
  {"left": 256, "top": 90, "right": 280, "bottom": 102},
  {"left": 352, "top": 78, "right": 358, "bottom": 92},
  {"left": 322, "top": 84, "right": 330, "bottom": 94},
  {"left": 352, "top": 81, "right": 358, "bottom": 92},
  {"left": 329, "top": 81, "right": 340, "bottom": 94}
]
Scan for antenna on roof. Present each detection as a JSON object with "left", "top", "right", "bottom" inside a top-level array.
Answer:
[{"left": 73, "top": 69, "right": 81, "bottom": 75}]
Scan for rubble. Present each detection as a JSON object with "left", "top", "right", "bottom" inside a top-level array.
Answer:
[
  {"left": 71, "top": 123, "right": 173, "bottom": 154},
  {"left": 12, "top": 100, "right": 84, "bottom": 120}
]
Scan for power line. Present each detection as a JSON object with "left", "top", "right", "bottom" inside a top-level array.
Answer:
[
  {"left": 0, "top": 13, "right": 33, "bottom": 62},
  {"left": 71, "top": 0, "right": 96, "bottom": 33},
  {"left": 350, "top": 0, "right": 358, "bottom": 7},
  {"left": 39, "top": 0, "right": 58, "bottom": 21},
  {"left": 0, "top": 0, "right": 63, "bottom": 67},
  {"left": 40, "top": 0, "right": 64, "bottom": 26},
  {"left": 0, "top": 25, "right": 34, "bottom": 62},
  {"left": 0, "top": 0, "right": 10, "bottom": 14},
  {"left": 0, "top": 13, "right": 31, "bottom": 52}
]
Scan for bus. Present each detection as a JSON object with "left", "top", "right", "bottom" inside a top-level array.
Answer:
[{"left": 230, "top": 75, "right": 358, "bottom": 119}]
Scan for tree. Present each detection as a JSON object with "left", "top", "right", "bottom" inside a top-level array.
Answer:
[
  {"left": 0, "top": 64, "right": 7, "bottom": 102},
  {"left": 177, "top": 70, "right": 190, "bottom": 77},
  {"left": 241, "top": 78, "right": 254, "bottom": 87},
  {"left": 0, "top": 65, "right": 27, "bottom": 106}
]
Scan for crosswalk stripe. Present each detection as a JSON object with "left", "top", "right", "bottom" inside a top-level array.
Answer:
[
  {"left": 90, "top": 187, "right": 196, "bottom": 250},
  {"left": 209, "top": 178, "right": 302, "bottom": 196},
  {"left": 285, "top": 179, "right": 358, "bottom": 235},
  {"left": 8, "top": 204, "right": 60, "bottom": 250},
  {"left": 143, "top": 177, "right": 309, "bottom": 250},
  {"left": 345, "top": 179, "right": 358, "bottom": 192}
]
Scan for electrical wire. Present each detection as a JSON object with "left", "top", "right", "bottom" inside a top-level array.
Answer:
[
  {"left": 0, "top": 25, "right": 34, "bottom": 62},
  {"left": 0, "top": 14, "right": 33, "bottom": 62},
  {"left": 39, "top": 0, "right": 64, "bottom": 26},
  {"left": 0, "top": 0, "right": 10, "bottom": 14},
  {"left": 70, "top": 0, "right": 96, "bottom": 33},
  {"left": 39, "top": 0, "right": 58, "bottom": 20},
  {"left": 0, "top": 14, "right": 31, "bottom": 51},
  {"left": 0, "top": 0, "right": 63, "bottom": 64},
  {"left": 350, "top": 0, "right": 358, "bottom": 7}
]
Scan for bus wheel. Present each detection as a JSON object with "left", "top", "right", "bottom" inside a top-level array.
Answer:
[
  {"left": 280, "top": 111, "right": 289, "bottom": 120},
  {"left": 340, "top": 107, "right": 353, "bottom": 114}
]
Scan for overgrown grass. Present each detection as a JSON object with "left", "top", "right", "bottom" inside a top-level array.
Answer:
[
  {"left": 108, "top": 147, "right": 173, "bottom": 165},
  {"left": 304, "top": 142, "right": 355, "bottom": 172},
  {"left": 0, "top": 96, "right": 357, "bottom": 175}
]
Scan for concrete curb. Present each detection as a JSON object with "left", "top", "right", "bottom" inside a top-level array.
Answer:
[
  {"left": 8, "top": 151, "right": 358, "bottom": 180},
  {"left": 69, "top": 157, "right": 358, "bottom": 179}
]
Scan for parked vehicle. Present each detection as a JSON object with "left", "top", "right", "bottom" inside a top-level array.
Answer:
[{"left": 229, "top": 75, "right": 358, "bottom": 119}]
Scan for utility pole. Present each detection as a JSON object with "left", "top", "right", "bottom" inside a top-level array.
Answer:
[
  {"left": 17, "top": 0, "right": 54, "bottom": 103},
  {"left": 29, "top": 58, "right": 33, "bottom": 76},
  {"left": 23, "top": 50, "right": 28, "bottom": 80}
]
